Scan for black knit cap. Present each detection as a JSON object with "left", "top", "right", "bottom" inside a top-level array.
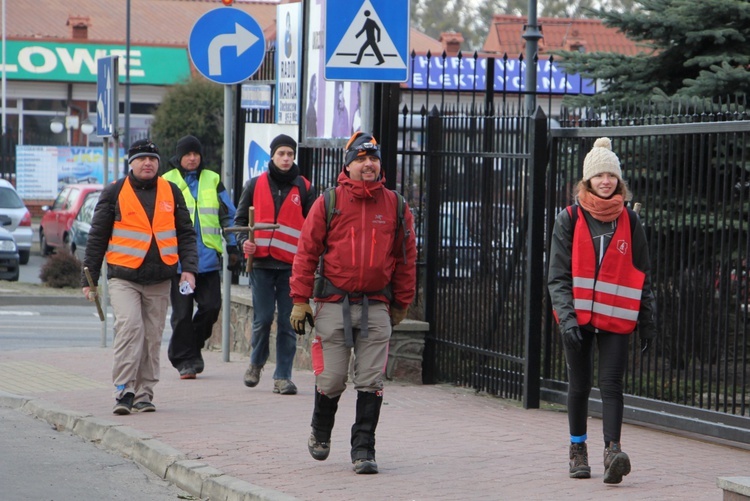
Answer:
[
  {"left": 269, "top": 134, "right": 297, "bottom": 157},
  {"left": 128, "top": 139, "right": 160, "bottom": 164},
  {"left": 344, "top": 131, "right": 380, "bottom": 166},
  {"left": 175, "top": 135, "right": 203, "bottom": 160}
]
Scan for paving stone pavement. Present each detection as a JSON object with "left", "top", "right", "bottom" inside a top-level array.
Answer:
[{"left": 0, "top": 346, "right": 748, "bottom": 501}]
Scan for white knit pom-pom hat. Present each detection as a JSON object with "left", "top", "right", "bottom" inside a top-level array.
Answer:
[{"left": 582, "top": 137, "right": 622, "bottom": 181}]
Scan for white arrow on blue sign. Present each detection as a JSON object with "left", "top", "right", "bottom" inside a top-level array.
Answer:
[
  {"left": 96, "top": 56, "right": 118, "bottom": 137},
  {"left": 189, "top": 7, "right": 266, "bottom": 85}
]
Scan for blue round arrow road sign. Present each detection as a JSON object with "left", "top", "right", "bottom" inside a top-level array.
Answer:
[{"left": 189, "top": 8, "right": 266, "bottom": 85}]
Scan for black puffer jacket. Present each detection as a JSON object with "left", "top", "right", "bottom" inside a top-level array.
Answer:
[{"left": 80, "top": 171, "right": 198, "bottom": 287}]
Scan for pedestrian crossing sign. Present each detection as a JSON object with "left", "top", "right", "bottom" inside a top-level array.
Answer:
[{"left": 325, "top": 0, "right": 409, "bottom": 82}]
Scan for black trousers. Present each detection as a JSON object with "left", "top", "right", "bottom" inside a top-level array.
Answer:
[
  {"left": 564, "top": 329, "right": 630, "bottom": 445},
  {"left": 167, "top": 271, "right": 222, "bottom": 369}
]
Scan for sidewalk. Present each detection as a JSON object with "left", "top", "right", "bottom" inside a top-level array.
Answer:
[{"left": 0, "top": 346, "right": 747, "bottom": 501}]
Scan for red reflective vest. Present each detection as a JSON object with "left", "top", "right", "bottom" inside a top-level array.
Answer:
[
  {"left": 106, "top": 177, "right": 178, "bottom": 268},
  {"left": 571, "top": 207, "right": 645, "bottom": 334},
  {"left": 253, "top": 172, "right": 308, "bottom": 264}
]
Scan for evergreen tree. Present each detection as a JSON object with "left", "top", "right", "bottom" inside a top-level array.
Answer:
[
  {"left": 150, "top": 77, "right": 224, "bottom": 173},
  {"left": 551, "top": 0, "right": 750, "bottom": 105}
]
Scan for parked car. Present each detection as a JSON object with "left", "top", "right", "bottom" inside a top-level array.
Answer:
[
  {"left": 0, "top": 178, "right": 33, "bottom": 265},
  {"left": 69, "top": 189, "right": 101, "bottom": 261},
  {"left": 40, "top": 183, "right": 103, "bottom": 256},
  {"left": 0, "top": 225, "right": 20, "bottom": 281}
]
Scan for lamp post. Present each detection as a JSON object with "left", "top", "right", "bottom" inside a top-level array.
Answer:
[{"left": 50, "top": 115, "right": 94, "bottom": 145}]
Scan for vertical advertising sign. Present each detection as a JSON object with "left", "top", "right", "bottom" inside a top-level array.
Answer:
[
  {"left": 276, "top": 3, "right": 302, "bottom": 125},
  {"left": 304, "top": 0, "right": 362, "bottom": 140}
]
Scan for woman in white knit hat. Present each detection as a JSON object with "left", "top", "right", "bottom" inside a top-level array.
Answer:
[{"left": 547, "top": 137, "right": 658, "bottom": 484}]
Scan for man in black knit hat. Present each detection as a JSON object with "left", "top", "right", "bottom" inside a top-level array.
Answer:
[
  {"left": 81, "top": 139, "right": 198, "bottom": 414},
  {"left": 234, "top": 133, "right": 316, "bottom": 395},
  {"left": 163, "top": 135, "right": 239, "bottom": 380}
]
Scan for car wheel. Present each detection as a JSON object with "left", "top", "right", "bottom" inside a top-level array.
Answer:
[
  {"left": 40, "top": 230, "right": 52, "bottom": 256},
  {"left": 19, "top": 250, "right": 30, "bottom": 265}
]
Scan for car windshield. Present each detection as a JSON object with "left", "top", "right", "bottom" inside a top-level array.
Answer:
[{"left": 0, "top": 187, "right": 24, "bottom": 209}]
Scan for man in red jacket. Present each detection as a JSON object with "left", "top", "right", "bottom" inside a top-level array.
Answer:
[{"left": 289, "top": 132, "right": 417, "bottom": 474}]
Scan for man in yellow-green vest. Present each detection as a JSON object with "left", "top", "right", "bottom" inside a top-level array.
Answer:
[{"left": 162, "top": 135, "right": 239, "bottom": 380}]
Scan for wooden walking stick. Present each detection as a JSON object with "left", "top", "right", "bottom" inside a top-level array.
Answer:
[
  {"left": 83, "top": 266, "right": 105, "bottom": 322},
  {"left": 224, "top": 207, "right": 279, "bottom": 273}
]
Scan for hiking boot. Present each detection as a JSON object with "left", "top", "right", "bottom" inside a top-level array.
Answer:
[
  {"left": 569, "top": 443, "right": 591, "bottom": 479},
  {"left": 133, "top": 402, "right": 156, "bottom": 412},
  {"left": 273, "top": 379, "right": 298, "bottom": 395},
  {"left": 133, "top": 401, "right": 156, "bottom": 413},
  {"left": 603, "top": 442, "right": 631, "bottom": 484},
  {"left": 308, "top": 433, "right": 331, "bottom": 461},
  {"left": 193, "top": 356, "right": 205, "bottom": 374},
  {"left": 353, "top": 458, "right": 378, "bottom": 474},
  {"left": 243, "top": 364, "right": 262, "bottom": 387},
  {"left": 179, "top": 364, "right": 196, "bottom": 380},
  {"left": 113, "top": 392, "right": 134, "bottom": 415}
]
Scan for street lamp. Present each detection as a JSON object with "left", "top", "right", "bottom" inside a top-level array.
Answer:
[
  {"left": 80, "top": 118, "right": 94, "bottom": 136},
  {"left": 50, "top": 115, "right": 93, "bottom": 144}
]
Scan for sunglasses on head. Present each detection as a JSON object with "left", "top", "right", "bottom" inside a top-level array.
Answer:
[
  {"left": 351, "top": 142, "right": 379, "bottom": 153},
  {"left": 132, "top": 142, "right": 158, "bottom": 153}
]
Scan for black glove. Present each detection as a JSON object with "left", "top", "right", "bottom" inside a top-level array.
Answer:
[
  {"left": 562, "top": 326, "right": 583, "bottom": 352},
  {"left": 640, "top": 337, "right": 652, "bottom": 354},
  {"left": 226, "top": 245, "right": 241, "bottom": 271}
]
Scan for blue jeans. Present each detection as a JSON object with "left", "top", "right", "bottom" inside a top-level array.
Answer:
[{"left": 249, "top": 268, "right": 297, "bottom": 379}]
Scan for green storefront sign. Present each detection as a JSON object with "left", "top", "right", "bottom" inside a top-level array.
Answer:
[{"left": 5, "top": 40, "right": 190, "bottom": 85}]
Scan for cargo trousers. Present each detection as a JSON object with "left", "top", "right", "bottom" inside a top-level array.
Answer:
[{"left": 311, "top": 301, "right": 390, "bottom": 398}]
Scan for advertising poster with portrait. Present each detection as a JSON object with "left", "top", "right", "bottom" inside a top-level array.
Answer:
[
  {"left": 304, "top": 0, "right": 361, "bottom": 140},
  {"left": 276, "top": 3, "right": 302, "bottom": 125}
]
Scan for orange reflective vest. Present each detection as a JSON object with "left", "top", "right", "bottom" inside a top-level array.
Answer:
[
  {"left": 106, "top": 177, "right": 179, "bottom": 268},
  {"left": 571, "top": 207, "right": 645, "bottom": 334},
  {"left": 252, "top": 172, "right": 307, "bottom": 264}
]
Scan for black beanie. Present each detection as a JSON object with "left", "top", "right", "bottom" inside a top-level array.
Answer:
[
  {"left": 175, "top": 135, "right": 203, "bottom": 160},
  {"left": 128, "top": 139, "right": 160, "bottom": 164},
  {"left": 270, "top": 134, "right": 297, "bottom": 157},
  {"left": 344, "top": 132, "right": 380, "bottom": 166}
]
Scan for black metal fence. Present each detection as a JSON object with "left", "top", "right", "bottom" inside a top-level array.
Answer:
[
  {"left": 542, "top": 105, "right": 750, "bottom": 442},
  {"left": 237, "top": 46, "right": 750, "bottom": 443}
]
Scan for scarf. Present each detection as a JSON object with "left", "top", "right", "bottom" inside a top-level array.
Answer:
[{"left": 577, "top": 189, "right": 624, "bottom": 223}]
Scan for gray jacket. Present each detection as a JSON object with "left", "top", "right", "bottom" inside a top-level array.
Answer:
[{"left": 547, "top": 204, "right": 657, "bottom": 339}]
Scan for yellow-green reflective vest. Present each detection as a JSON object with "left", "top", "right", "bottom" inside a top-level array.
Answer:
[{"left": 163, "top": 169, "right": 222, "bottom": 253}]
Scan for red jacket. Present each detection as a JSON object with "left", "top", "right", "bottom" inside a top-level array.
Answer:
[
  {"left": 571, "top": 207, "right": 645, "bottom": 334},
  {"left": 290, "top": 170, "right": 417, "bottom": 309}
]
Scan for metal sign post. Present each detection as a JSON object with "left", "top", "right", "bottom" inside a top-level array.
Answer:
[
  {"left": 96, "top": 55, "right": 119, "bottom": 347},
  {"left": 189, "top": 7, "right": 266, "bottom": 361}
]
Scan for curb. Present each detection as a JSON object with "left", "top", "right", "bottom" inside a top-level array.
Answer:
[
  {"left": 0, "top": 391, "right": 301, "bottom": 501},
  {"left": 0, "top": 296, "right": 88, "bottom": 306}
]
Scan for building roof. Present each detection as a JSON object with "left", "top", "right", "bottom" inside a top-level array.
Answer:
[
  {"left": 410, "top": 29, "right": 444, "bottom": 56},
  {"left": 7, "top": 0, "right": 278, "bottom": 46},
  {"left": 482, "top": 14, "right": 650, "bottom": 58},
  {"left": 8, "top": 0, "right": 442, "bottom": 54}
]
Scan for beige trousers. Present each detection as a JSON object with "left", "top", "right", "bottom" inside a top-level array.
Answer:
[
  {"left": 108, "top": 278, "right": 171, "bottom": 404},
  {"left": 312, "top": 301, "right": 391, "bottom": 398}
]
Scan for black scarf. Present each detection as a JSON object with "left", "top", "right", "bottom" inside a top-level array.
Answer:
[{"left": 268, "top": 160, "right": 300, "bottom": 186}]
